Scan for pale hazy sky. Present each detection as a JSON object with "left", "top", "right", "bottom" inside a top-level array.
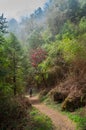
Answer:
[{"left": 0, "top": 0, "right": 47, "bottom": 20}]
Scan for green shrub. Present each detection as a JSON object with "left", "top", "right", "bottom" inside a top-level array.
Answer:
[
  {"left": 0, "top": 96, "right": 31, "bottom": 130},
  {"left": 58, "top": 38, "right": 86, "bottom": 62},
  {"left": 39, "top": 89, "right": 49, "bottom": 101}
]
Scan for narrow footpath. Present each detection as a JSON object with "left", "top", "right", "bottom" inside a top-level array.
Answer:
[{"left": 27, "top": 96, "right": 76, "bottom": 130}]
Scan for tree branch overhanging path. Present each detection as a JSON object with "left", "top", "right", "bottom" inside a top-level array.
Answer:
[{"left": 26, "top": 95, "right": 76, "bottom": 130}]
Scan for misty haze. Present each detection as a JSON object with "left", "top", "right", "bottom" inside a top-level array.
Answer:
[{"left": 0, "top": 0, "right": 86, "bottom": 130}]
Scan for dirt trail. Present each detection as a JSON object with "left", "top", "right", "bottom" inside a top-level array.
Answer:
[{"left": 27, "top": 96, "right": 76, "bottom": 130}]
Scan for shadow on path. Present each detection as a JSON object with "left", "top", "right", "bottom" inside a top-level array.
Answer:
[{"left": 30, "top": 96, "right": 40, "bottom": 105}]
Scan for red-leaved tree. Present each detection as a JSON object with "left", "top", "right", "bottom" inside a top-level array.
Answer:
[
  {"left": 30, "top": 47, "right": 48, "bottom": 87},
  {"left": 30, "top": 47, "right": 47, "bottom": 68}
]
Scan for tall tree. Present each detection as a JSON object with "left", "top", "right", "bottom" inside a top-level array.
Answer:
[
  {"left": 30, "top": 47, "right": 48, "bottom": 87},
  {"left": 0, "top": 14, "right": 8, "bottom": 83},
  {"left": 0, "top": 14, "right": 8, "bottom": 34},
  {"left": 67, "top": 0, "right": 80, "bottom": 22},
  {"left": 7, "top": 33, "right": 22, "bottom": 95},
  {"left": 28, "top": 30, "right": 45, "bottom": 49}
]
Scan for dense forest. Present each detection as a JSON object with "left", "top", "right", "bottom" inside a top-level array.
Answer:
[{"left": 0, "top": 0, "right": 86, "bottom": 129}]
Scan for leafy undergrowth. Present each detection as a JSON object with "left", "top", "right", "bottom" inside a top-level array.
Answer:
[
  {"left": 65, "top": 108, "right": 86, "bottom": 130},
  {"left": 0, "top": 93, "right": 54, "bottom": 130},
  {"left": 41, "top": 96, "right": 86, "bottom": 130},
  {"left": 0, "top": 95, "right": 32, "bottom": 130},
  {"left": 30, "top": 107, "right": 54, "bottom": 130}
]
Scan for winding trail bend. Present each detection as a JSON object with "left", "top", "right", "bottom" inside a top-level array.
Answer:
[{"left": 26, "top": 95, "right": 76, "bottom": 130}]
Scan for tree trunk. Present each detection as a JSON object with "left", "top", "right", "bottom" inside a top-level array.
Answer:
[
  {"left": 41, "top": 73, "right": 48, "bottom": 88},
  {"left": 13, "top": 74, "right": 16, "bottom": 95},
  {"left": 13, "top": 52, "right": 17, "bottom": 95}
]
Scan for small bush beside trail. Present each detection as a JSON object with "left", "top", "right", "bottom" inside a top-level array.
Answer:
[
  {"left": 62, "top": 91, "right": 86, "bottom": 112},
  {"left": 48, "top": 77, "right": 86, "bottom": 111},
  {"left": 0, "top": 96, "right": 31, "bottom": 130},
  {"left": 39, "top": 89, "right": 50, "bottom": 102}
]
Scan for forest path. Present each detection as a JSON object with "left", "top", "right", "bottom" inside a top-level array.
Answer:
[{"left": 26, "top": 95, "right": 76, "bottom": 130}]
